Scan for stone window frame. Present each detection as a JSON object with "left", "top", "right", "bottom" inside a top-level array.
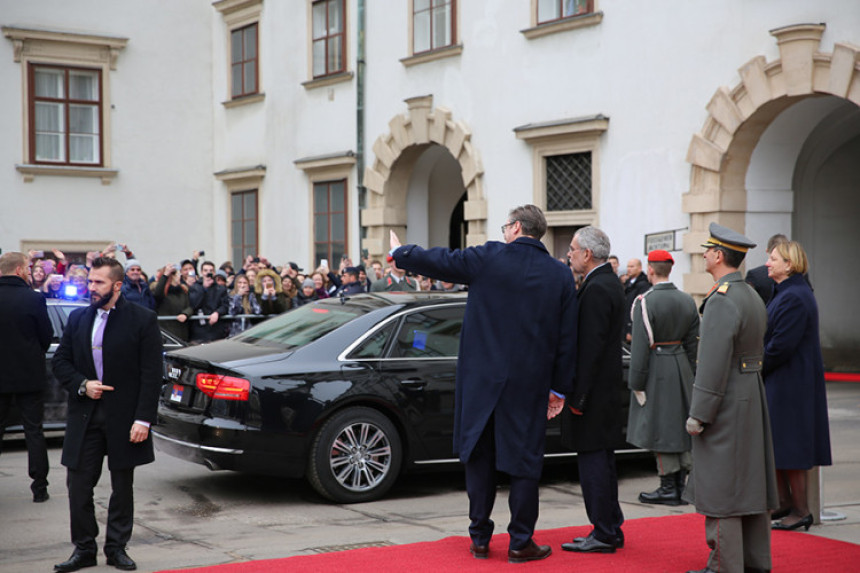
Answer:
[
  {"left": 3, "top": 26, "right": 126, "bottom": 184},
  {"left": 514, "top": 115, "right": 608, "bottom": 228},
  {"left": 521, "top": 0, "right": 603, "bottom": 40},
  {"left": 214, "top": 0, "right": 265, "bottom": 109},
  {"left": 294, "top": 151, "right": 356, "bottom": 267},
  {"left": 215, "top": 164, "right": 266, "bottom": 264},
  {"left": 400, "top": 0, "right": 463, "bottom": 68}
]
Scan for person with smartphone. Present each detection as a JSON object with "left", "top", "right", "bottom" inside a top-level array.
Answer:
[{"left": 188, "top": 260, "right": 230, "bottom": 343}]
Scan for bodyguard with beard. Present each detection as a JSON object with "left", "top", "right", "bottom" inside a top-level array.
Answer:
[{"left": 52, "top": 257, "right": 163, "bottom": 572}]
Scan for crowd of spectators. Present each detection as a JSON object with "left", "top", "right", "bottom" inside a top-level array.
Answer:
[{"left": 21, "top": 243, "right": 467, "bottom": 344}]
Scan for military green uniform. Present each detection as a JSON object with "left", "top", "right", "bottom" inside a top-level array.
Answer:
[
  {"left": 684, "top": 271, "right": 778, "bottom": 572},
  {"left": 626, "top": 282, "right": 699, "bottom": 466}
]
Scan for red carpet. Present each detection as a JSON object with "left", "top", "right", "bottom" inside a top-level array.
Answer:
[
  {"left": 157, "top": 513, "right": 860, "bottom": 572},
  {"left": 826, "top": 372, "right": 860, "bottom": 382}
]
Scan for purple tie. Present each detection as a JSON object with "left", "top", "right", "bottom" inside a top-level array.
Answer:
[{"left": 92, "top": 313, "right": 107, "bottom": 381}]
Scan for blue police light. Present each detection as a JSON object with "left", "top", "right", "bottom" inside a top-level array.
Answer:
[{"left": 64, "top": 284, "right": 78, "bottom": 298}]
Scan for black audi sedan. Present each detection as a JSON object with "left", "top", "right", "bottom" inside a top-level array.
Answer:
[
  {"left": 154, "top": 292, "right": 633, "bottom": 503},
  {"left": 2, "top": 299, "right": 186, "bottom": 435}
]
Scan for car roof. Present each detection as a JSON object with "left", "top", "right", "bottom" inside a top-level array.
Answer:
[{"left": 322, "top": 291, "right": 467, "bottom": 312}]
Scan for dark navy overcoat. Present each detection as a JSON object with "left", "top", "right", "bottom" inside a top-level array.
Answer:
[
  {"left": 394, "top": 237, "right": 578, "bottom": 479},
  {"left": 763, "top": 273, "right": 832, "bottom": 470}
]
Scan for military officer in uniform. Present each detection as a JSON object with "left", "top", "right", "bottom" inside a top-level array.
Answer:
[
  {"left": 684, "top": 223, "right": 778, "bottom": 573},
  {"left": 626, "top": 249, "right": 699, "bottom": 506}
]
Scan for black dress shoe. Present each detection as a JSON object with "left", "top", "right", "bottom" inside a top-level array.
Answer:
[
  {"left": 508, "top": 540, "right": 551, "bottom": 563},
  {"left": 686, "top": 568, "right": 717, "bottom": 573},
  {"left": 561, "top": 535, "right": 616, "bottom": 553},
  {"left": 106, "top": 549, "right": 137, "bottom": 571},
  {"left": 469, "top": 542, "right": 489, "bottom": 559},
  {"left": 570, "top": 531, "right": 624, "bottom": 548},
  {"left": 54, "top": 553, "right": 97, "bottom": 572},
  {"left": 33, "top": 489, "right": 50, "bottom": 503},
  {"left": 772, "top": 513, "right": 813, "bottom": 531}
]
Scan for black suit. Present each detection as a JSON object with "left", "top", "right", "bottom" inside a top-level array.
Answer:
[
  {"left": 623, "top": 273, "right": 651, "bottom": 339},
  {"left": 561, "top": 263, "right": 626, "bottom": 545},
  {"left": 744, "top": 264, "right": 774, "bottom": 304},
  {"left": 52, "top": 295, "right": 162, "bottom": 557},
  {"left": 0, "top": 275, "right": 53, "bottom": 496}
]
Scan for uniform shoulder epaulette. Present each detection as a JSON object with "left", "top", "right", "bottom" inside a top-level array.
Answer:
[{"left": 717, "top": 282, "right": 730, "bottom": 294}]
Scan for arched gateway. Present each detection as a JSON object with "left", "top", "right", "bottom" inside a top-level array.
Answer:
[
  {"left": 361, "top": 95, "right": 487, "bottom": 259},
  {"left": 683, "top": 24, "right": 860, "bottom": 370}
]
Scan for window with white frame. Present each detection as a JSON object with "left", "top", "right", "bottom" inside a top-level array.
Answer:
[
  {"left": 537, "top": 0, "right": 593, "bottom": 24},
  {"left": 413, "top": 0, "right": 456, "bottom": 54},
  {"left": 30, "top": 65, "right": 102, "bottom": 166},
  {"left": 312, "top": 0, "right": 346, "bottom": 78}
]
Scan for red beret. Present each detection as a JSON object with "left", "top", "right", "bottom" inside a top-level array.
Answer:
[{"left": 647, "top": 249, "right": 674, "bottom": 263}]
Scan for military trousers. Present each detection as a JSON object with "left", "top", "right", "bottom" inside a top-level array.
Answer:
[
  {"left": 653, "top": 451, "right": 692, "bottom": 476},
  {"left": 704, "top": 513, "right": 771, "bottom": 572}
]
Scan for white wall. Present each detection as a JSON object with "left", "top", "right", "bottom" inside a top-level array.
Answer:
[
  {"left": 0, "top": 0, "right": 213, "bottom": 272},
  {"left": 4, "top": 0, "right": 860, "bottom": 287}
]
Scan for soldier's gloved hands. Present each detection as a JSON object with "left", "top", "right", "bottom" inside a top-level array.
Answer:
[
  {"left": 634, "top": 391, "right": 646, "bottom": 407},
  {"left": 686, "top": 416, "right": 704, "bottom": 435}
]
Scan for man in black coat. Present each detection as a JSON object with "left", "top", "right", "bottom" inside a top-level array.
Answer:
[
  {"left": 390, "top": 205, "right": 578, "bottom": 564},
  {"left": 0, "top": 252, "right": 53, "bottom": 502},
  {"left": 189, "top": 260, "right": 230, "bottom": 343},
  {"left": 744, "top": 233, "right": 787, "bottom": 304},
  {"left": 623, "top": 258, "right": 651, "bottom": 342},
  {"left": 52, "top": 257, "right": 163, "bottom": 572},
  {"left": 560, "top": 226, "right": 626, "bottom": 553}
]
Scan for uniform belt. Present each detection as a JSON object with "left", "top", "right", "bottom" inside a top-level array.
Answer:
[
  {"left": 739, "top": 355, "right": 763, "bottom": 373},
  {"left": 650, "top": 340, "right": 681, "bottom": 349}
]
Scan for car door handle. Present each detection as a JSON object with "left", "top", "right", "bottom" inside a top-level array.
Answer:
[{"left": 400, "top": 378, "right": 426, "bottom": 387}]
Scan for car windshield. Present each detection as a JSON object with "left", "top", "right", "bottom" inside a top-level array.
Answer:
[{"left": 232, "top": 303, "right": 363, "bottom": 349}]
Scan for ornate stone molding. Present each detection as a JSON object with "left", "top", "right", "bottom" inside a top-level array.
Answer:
[
  {"left": 682, "top": 23, "right": 860, "bottom": 295},
  {"left": 361, "top": 95, "right": 486, "bottom": 256}
]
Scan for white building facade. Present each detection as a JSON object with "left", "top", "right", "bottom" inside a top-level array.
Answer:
[{"left": 2, "top": 0, "right": 859, "bottom": 369}]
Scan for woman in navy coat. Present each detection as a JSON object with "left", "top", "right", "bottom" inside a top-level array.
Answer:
[{"left": 763, "top": 240, "right": 831, "bottom": 531}]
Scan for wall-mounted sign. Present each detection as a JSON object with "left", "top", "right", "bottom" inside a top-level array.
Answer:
[{"left": 644, "top": 228, "right": 686, "bottom": 254}]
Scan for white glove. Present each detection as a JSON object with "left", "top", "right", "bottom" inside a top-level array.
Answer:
[
  {"left": 686, "top": 416, "right": 704, "bottom": 435},
  {"left": 634, "top": 391, "right": 646, "bottom": 407}
]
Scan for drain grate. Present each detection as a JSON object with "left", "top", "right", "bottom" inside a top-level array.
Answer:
[{"left": 308, "top": 540, "right": 394, "bottom": 554}]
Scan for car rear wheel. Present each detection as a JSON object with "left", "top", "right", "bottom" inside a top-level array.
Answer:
[{"left": 307, "top": 407, "right": 403, "bottom": 503}]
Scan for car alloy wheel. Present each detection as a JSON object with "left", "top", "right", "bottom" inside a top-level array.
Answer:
[{"left": 308, "top": 407, "right": 403, "bottom": 503}]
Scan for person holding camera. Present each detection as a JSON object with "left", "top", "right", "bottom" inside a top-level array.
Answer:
[
  {"left": 188, "top": 260, "right": 230, "bottom": 343},
  {"left": 152, "top": 264, "right": 193, "bottom": 341}
]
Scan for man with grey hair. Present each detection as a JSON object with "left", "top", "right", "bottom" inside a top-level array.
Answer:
[
  {"left": 560, "top": 226, "right": 626, "bottom": 553},
  {"left": 389, "top": 204, "right": 578, "bottom": 564}
]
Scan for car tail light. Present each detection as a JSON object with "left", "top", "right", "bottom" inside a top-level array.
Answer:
[{"left": 195, "top": 373, "right": 250, "bottom": 401}]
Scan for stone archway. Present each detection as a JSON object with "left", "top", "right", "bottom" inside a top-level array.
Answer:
[
  {"left": 682, "top": 23, "right": 860, "bottom": 295},
  {"left": 361, "top": 95, "right": 486, "bottom": 259}
]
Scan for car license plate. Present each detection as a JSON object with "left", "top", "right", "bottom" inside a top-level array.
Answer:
[{"left": 170, "top": 384, "right": 184, "bottom": 403}]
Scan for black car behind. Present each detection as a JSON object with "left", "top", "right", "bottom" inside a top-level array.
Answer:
[{"left": 154, "top": 292, "right": 633, "bottom": 503}]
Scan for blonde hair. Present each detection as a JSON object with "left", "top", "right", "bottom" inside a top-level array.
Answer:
[{"left": 772, "top": 240, "right": 809, "bottom": 276}]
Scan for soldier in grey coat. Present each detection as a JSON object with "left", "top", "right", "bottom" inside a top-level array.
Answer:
[
  {"left": 684, "top": 223, "right": 778, "bottom": 573},
  {"left": 626, "top": 250, "right": 699, "bottom": 506}
]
